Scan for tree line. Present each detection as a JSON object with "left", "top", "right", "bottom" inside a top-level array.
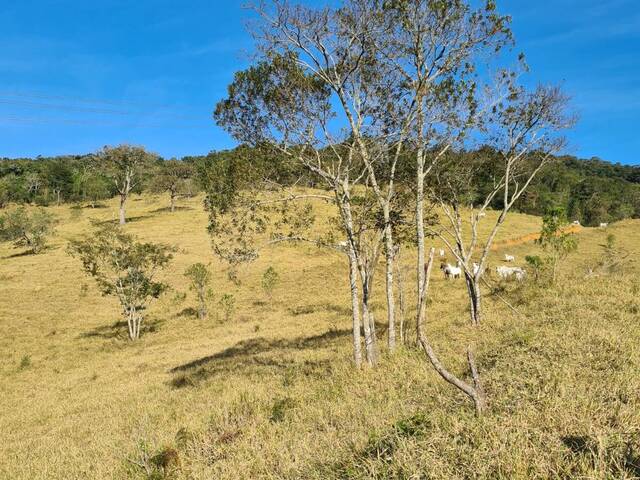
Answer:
[{"left": 1, "top": 145, "right": 638, "bottom": 226}]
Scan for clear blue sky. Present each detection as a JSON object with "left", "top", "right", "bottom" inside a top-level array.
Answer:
[{"left": 0, "top": 0, "right": 638, "bottom": 164}]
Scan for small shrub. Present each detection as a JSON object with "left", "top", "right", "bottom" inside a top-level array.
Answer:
[
  {"left": 261, "top": 266, "right": 280, "bottom": 301},
  {"left": 184, "top": 263, "right": 212, "bottom": 320},
  {"left": 18, "top": 355, "right": 31, "bottom": 370},
  {"left": 218, "top": 294, "right": 236, "bottom": 322}
]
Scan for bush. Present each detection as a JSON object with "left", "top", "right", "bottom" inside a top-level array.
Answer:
[
  {"left": 184, "top": 263, "right": 212, "bottom": 320},
  {"left": 0, "top": 206, "right": 57, "bottom": 254},
  {"left": 261, "top": 266, "right": 280, "bottom": 301},
  {"left": 68, "top": 222, "right": 175, "bottom": 340},
  {"left": 218, "top": 294, "right": 236, "bottom": 322}
]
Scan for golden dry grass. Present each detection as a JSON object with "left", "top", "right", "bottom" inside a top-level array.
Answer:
[{"left": 1, "top": 193, "right": 639, "bottom": 479}]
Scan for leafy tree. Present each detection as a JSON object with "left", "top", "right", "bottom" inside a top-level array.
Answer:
[
  {"left": 44, "top": 159, "right": 74, "bottom": 205},
  {"left": 536, "top": 207, "right": 578, "bottom": 283},
  {"left": 97, "top": 145, "right": 156, "bottom": 224},
  {"left": 68, "top": 223, "right": 175, "bottom": 340},
  {"left": 152, "top": 159, "right": 194, "bottom": 212},
  {"left": 0, "top": 206, "right": 57, "bottom": 254},
  {"left": 184, "top": 263, "right": 212, "bottom": 320}
]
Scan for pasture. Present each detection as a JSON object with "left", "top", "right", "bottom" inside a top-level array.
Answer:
[{"left": 1, "top": 193, "right": 639, "bottom": 479}]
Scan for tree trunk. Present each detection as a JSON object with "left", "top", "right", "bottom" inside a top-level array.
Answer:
[
  {"left": 383, "top": 219, "right": 396, "bottom": 351},
  {"left": 417, "top": 248, "right": 487, "bottom": 416},
  {"left": 395, "top": 246, "right": 406, "bottom": 345},
  {"left": 170, "top": 191, "right": 177, "bottom": 212},
  {"left": 348, "top": 246, "right": 363, "bottom": 368},
  {"left": 198, "top": 291, "right": 207, "bottom": 320},
  {"left": 415, "top": 148, "right": 427, "bottom": 344},
  {"left": 465, "top": 273, "right": 482, "bottom": 326},
  {"left": 361, "top": 284, "right": 377, "bottom": 366},
  {"left": 119, "top": 194, "right": 127, "bottom": 225}
]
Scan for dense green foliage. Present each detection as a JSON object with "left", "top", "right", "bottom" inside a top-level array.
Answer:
[
  {"left": 68, "top": 222, "right": 175, "bottom": 340},
  {"left": 0, "top": 206, "right": 58, "bottom": 254},
  {"left": 1, "top": 147, "right": 638, "bottom": 226}
]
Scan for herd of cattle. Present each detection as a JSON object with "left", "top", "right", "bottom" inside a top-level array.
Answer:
[{"left": 439, "top": 251, "right": 526, "bottom": 282}]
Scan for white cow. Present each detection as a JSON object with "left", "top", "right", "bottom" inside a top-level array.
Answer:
[
  {"left": 572, "top": 220, "right": 581, "bottom": 226},
  {"left": 600, "top": 222, "right": 608, "bottom": 228},
  {"left": 496, "top": 265, "right": 526, "bottom": 281},
  {"left": 504, "top": 254, "right": 515, "bottom": 262},
  {"left": 440, "top": 263, "right": 462, "bottom": 280}
]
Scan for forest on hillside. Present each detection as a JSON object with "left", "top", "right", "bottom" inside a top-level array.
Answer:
[{"left": 1, "top": 147, "right": 638, "bottom": 226}]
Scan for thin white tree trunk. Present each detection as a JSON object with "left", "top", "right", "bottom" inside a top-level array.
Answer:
[
  {"left": 119, "top": 194, "right": 127, "bottom": 225},
  {"left": 383, "top": 217, "right": 396, "bottom": 351},
  {"left": 348, "top": 246, "right": 363, "bottom": 368}
]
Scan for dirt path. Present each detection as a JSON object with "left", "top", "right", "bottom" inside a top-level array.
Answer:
[{"left": 491, "top": 225, "right": 583, "bottom": 251}]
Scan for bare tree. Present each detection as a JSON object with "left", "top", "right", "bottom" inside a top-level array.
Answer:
[
  {"left": 430, "top": 82, "right": 575, "bottom": 325},
  {"left": 98, "top": 145, "right": 156, "bottom": 224}
]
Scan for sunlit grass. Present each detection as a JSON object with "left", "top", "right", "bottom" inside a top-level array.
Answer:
[{"left": 1, "top": 192, "right": 638, "bottom": 479}]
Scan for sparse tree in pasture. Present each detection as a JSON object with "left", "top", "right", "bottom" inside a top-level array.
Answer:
[
  {"left": 430, "top": 82, "right": 574, "bottom": 326},
  {"left": 184, "top": 263, "right": 212, "bottom": 320},
  {"left": 68, "top": 223, "right": 175, "bottom": 340},
  {"left": 215, "top": 2, "right": 398, "bottom": 366},
  {"left": 152, "top": 159, "right": 194, "bottom": 212},
  {"left": 0, "top": 206, "right": 57, "bottom": 254},
  {"left": 379, "top": 0, "right": 514, "bottom": 342},
  {"left": 98, "top": 145, "right": 156, "bottom": 224},
  {"left": 536, "top": 207, "right": 578, "bottom": 283}
]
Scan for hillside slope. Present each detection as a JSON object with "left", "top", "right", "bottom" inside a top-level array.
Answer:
[{"left": 1, "top": 194, "right": 639, "bottom": 479}]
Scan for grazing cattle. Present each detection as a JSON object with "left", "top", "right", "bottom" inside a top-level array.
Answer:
[
  {"left": 600, "top": 222, "right": 608, "bottom": 228},
  {"left": 572, "top": 220, "right": 581, "bottom": 226},
  {"left": 478, "top": 212, "right": 486, "bottom": 218},
  {"left": 504, "top": 254, "right": 515, "bottom": 262},
  {"left": 440, "top": 262, "right": 462, "bottom": 280},
  {"left": 438, "top": 249, "right": 446, "bottom": 257},
  {"left": 496, "top": 265, "right": 526, "bottom": 281}
]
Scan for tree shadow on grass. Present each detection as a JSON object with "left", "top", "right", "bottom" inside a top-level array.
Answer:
[
  {"left": 96, "top": 215, "right": 151, "bottom": 225},
  {"left": 149, "top": 206, "right": 194, "bottom": 214},
  {"left": 79, "top": 318, "right": 165, "bottom": 340},
  {"left": 169, "top": 328, "right": 350, "bottom": 388}
]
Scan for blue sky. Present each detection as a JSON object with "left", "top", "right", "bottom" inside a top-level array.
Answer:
[{"left": 0, "top": 0, "right": 638, "bottom": 164}]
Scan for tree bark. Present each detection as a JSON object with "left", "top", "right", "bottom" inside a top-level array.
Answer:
[
  {"left": 383, "top": 217, "right": 396, "bottom": 351},
  {"left": 464, "top": 273, "right": 482, "bottom": 326},
  {"left": 119, "top": 194, "right": 127, "bottom": 225},
  {"left": 395, "top": 246, "right": 406, "bottom": 346},
  {"left": 348, "top": 246, "right": 363, "bottom": 368}
]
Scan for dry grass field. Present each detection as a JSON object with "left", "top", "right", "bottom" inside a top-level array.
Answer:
[{"left": 1, "top": 193, "right": 639, "bottom": 479}]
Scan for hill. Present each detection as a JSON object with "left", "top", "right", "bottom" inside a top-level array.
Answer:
[{"left": 1, "top": 193, "right": 639, "bottom": 479}]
